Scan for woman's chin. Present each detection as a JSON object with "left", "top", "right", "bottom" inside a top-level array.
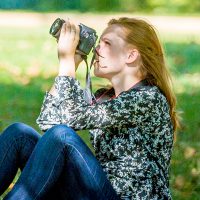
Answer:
[
  {"left": 94, "top": 68, "right": 106, "bottom": 78},
  {"left": 94, "top": 64, "right": 102, "bottom": 77},
  {"left": 94, "top": 63, "right": 109, "bottom": 78},
  {"left": 94, "top": 70, "right": 103, "bottom": 78}
]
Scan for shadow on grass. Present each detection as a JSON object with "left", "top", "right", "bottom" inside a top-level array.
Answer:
[{"left": 0, "top": 77, "right": 47, "bottom": 133}]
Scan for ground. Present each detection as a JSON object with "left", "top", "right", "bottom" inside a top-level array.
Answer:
[{"left": 0, "top": 11, "right": 200, "bottom": 37}]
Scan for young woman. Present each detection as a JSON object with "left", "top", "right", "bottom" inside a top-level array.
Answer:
[{"left": 0, "top": 17, "right": 178, "bottom": 199}]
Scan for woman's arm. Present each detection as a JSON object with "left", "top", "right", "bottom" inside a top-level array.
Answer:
[
  {"left": 36, "top": 76, "right": 86, "bottom": 131},
  {"left": 37, "top": 20, "right": 84, "bottom": 131},
  {"left": 37, "top": 76, "right": 162, "bottom": 131},
  {"left": 36, "top": 92, "right": 62, "bottom": 131}
]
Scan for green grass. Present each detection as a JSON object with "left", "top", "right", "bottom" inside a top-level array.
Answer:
[{"left": 0, "top": 14, "right": 200, "bottom": 199}]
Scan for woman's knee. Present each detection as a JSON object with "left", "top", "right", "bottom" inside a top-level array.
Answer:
[
  {"left": 2, "top": 122, "right": 41, "bottom": 142},
  {"left": 45, "top": 125, "right": 80, "bottom": 145}
]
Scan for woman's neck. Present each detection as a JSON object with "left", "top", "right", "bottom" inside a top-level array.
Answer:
[{"left": 110, "top": 75, "right": 142, "bottom": 96}]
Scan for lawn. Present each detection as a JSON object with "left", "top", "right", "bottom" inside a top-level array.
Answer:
[{"left": 0, "top": 12, "right": 200, "bottom": 199}]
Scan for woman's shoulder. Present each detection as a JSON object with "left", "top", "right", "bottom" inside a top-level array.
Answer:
[
  {"left": 131, "top": 84, "right": 166, "bottom": 100},
  {"left": 120, "top": 81, "right": 168, "bottom": 107}
]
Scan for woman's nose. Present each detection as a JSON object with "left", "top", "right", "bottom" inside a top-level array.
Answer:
[
  {"left": 94, "top": 45, "right": 100, "bottom": 57},
  {"left": 95, "top": 44, "right": 100, "bottom": 52},
  {"left": 95, "top": 44, "right": 105, "bottom": 58}
]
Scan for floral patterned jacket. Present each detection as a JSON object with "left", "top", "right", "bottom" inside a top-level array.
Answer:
[{"left": 36, "top": 76, "right": 174, "bottom": 200}]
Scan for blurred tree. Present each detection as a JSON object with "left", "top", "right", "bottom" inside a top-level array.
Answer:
[
  {"left": 118, "top": 0, "right": 149, "bottom": 12},
  {"left": 92, "top": 0, "right": 120, "bottom": 11},
  {"left": 0, "top": 0, "right": 32, "bottom": 9},
  {"left": 0, "top": 0, "right": 200, "bottom": 13}
]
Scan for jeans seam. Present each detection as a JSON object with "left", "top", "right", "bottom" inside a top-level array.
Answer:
[
  {"left": 66, "top": 143, "right": 106, "bottom": 197},
  {"left": 33, "top": 150, "right": 63, "bottom": 200}
]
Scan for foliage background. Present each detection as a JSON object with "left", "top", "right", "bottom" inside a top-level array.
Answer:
[
  {"left": 0, "top": 0, "right": 200, "bottom": 199},
  {"left": 0, "top": 0, "right": 200, "bottom": 14}
]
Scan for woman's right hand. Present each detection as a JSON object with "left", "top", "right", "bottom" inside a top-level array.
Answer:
[
  {"left": 57, "top": 20, "right": 80, "bottom": 77},
  {"left": 58, "top": 20, "right": 80, "bottom": 60}
]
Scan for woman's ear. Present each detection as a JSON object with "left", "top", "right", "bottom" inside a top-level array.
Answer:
[{"left": 126, "top": 49, "right": 139, "bottom": 64}]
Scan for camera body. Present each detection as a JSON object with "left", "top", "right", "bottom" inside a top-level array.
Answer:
[{"left": 49, "top": 18, "right": 98, "bottom": 55}]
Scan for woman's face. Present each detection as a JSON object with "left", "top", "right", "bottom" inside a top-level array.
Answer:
[{"left": 94, "top": 25, "right": 129, "bottom": 79}]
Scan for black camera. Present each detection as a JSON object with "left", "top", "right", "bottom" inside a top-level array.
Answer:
[{"left": 49, "top": 18, "right": 98, "bottom": 55}]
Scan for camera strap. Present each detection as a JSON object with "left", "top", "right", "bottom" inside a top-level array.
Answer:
[{"left": 82, "top": 53, "right": 96, "bottom": 104}]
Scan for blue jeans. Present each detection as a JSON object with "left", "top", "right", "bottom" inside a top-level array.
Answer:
[{"left": 0, "top": 123, "right": 120, "bottom": 200}]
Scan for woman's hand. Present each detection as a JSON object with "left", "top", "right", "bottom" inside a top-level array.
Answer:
[
  {"left": 57, "top": 20, "right": 80, "bottom": 77},
  {"left": 58, "top": 20, "right": 79, "bottom": 60}
]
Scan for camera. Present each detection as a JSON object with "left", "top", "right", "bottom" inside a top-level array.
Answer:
[{"left": 49, "top": 18, "right": 98, "bottom": 55}]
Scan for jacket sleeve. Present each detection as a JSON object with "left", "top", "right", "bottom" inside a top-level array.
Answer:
[
  {"left": 36, "top": 92, "right": 62, "bottom": 131},
  {"left": 36, "top": 76, "right": 160, "bottom": 131}
]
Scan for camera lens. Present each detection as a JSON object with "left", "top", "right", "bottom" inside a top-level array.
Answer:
[
  {"left": 49, "top": 18, "right": 98, "bottom": 55},
  {"left": 49, "top": 18, "right": 65, "bottom": 37}
]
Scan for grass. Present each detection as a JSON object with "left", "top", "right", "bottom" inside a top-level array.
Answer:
[
  {"left": 0, "top": 12, "right": 200, "bottom": 199},
  {"left": 165, "top": 41, "right": 200, "bottom": 200}
]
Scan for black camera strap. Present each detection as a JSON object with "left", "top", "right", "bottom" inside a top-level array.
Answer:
[{"left": 82, "top": 52, "right": 96, "bottom": 104}]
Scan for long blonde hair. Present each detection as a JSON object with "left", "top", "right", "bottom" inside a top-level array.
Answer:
[{"left": 108, "top": 17, "right": 179, "bottom": 132}]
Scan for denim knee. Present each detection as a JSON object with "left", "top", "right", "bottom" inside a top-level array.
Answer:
[
  {"left": 2, "top": 122, "right": 40, "bottom": 143},
  {"left": 45, "top": 125, "right": 80, "bottom": 146}
]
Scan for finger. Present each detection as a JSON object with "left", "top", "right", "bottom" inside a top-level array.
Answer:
[
  {"left": 65, "top": 20, "right": 71, "bottom": 34},
  {"left": 70, "top": 23, "right": 77, "bottom": 37},
  {"left": 60, "top": 22, "right": 66, "bottom": 37},
  {"left": 74, "top": 24, "right": 80, "bottom": 43},
  {"left": 59, "top": 20, "right": 70, "bottom": 38}
]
